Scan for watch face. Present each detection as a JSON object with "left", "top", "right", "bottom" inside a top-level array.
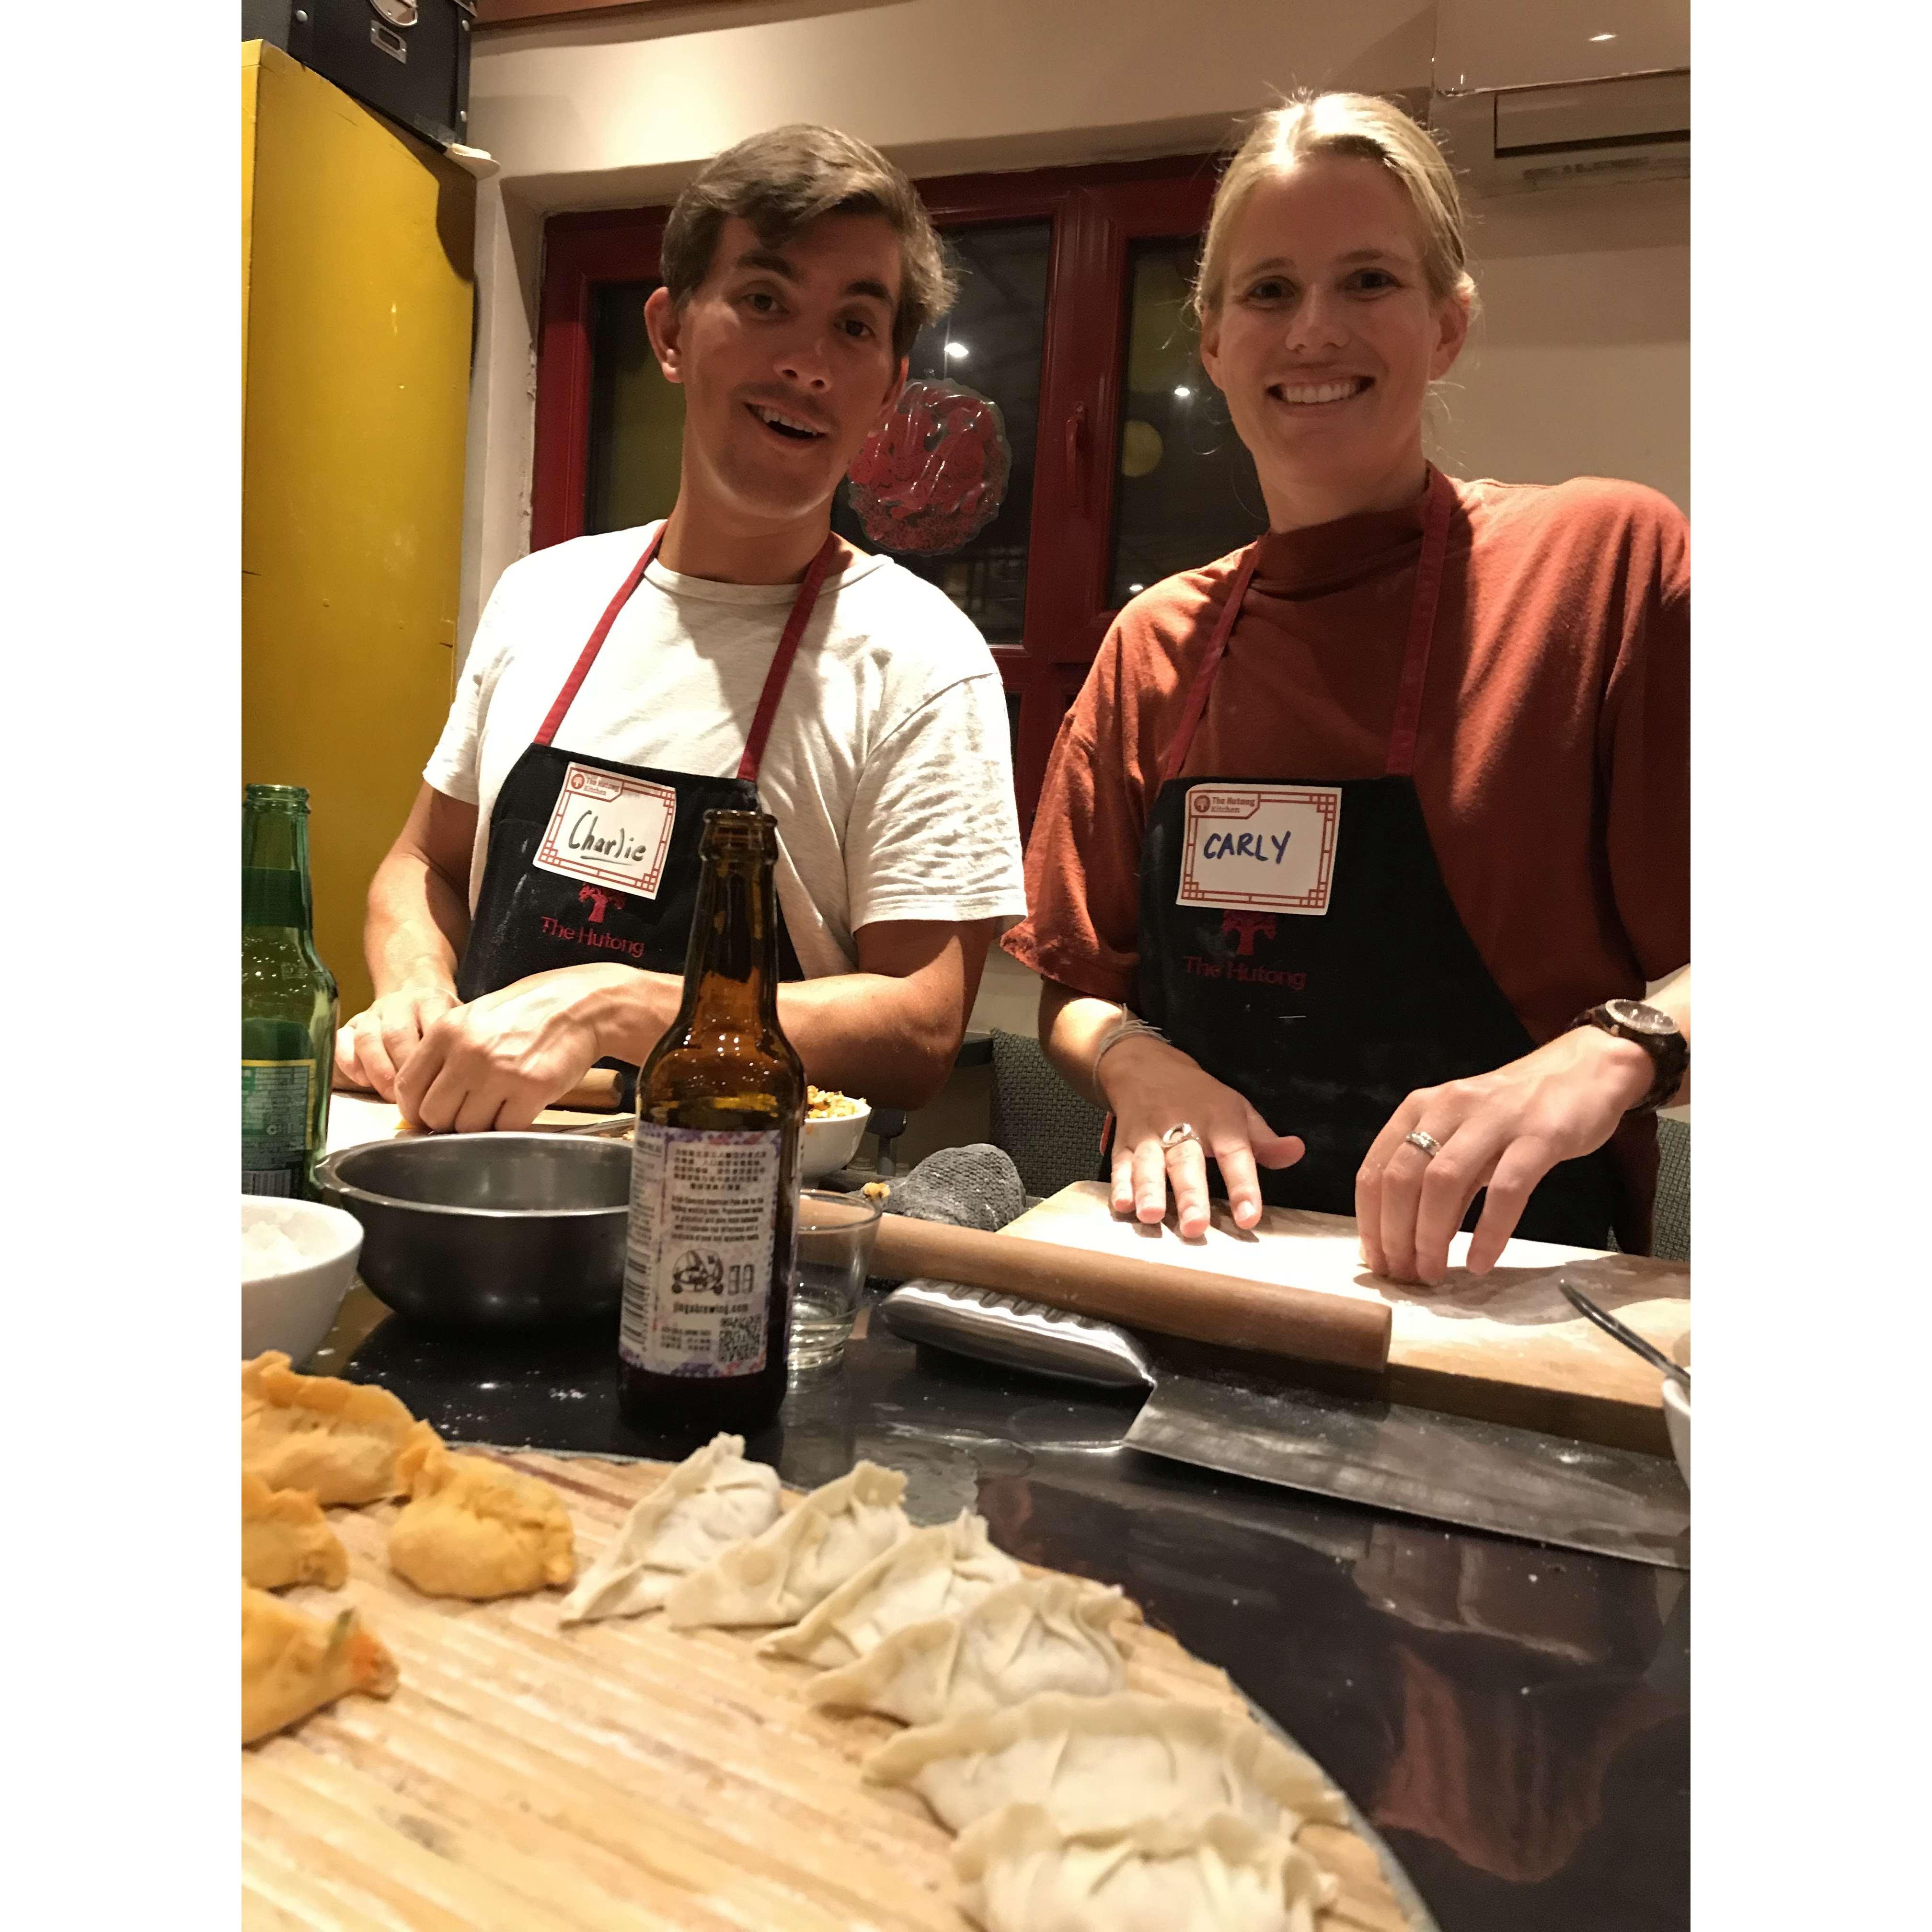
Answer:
[{"left": 1605, "top": 997, "right": 1676, "bottom": 1035}]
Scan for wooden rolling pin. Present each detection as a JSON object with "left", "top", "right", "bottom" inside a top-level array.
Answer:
[{"left": 870, "top": 1213, "right": 1391, "bottom": 1373}]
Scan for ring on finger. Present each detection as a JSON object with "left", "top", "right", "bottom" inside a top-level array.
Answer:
[
  {"left": 1160, "top": 1122, "right": 1201, "bottom": 1153},
  {"left": 1403, "top": 1128, "right": 1445, "bottom": 1160}
]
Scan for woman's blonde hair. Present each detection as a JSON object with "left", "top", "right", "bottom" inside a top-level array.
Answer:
[{"left": 1194, "top": 93, "right": 1475, "bottom": 323}]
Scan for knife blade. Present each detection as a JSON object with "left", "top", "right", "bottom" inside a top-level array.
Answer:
[{"left": 876, "top": 1278, "right": 1689, "bottom": 1570}]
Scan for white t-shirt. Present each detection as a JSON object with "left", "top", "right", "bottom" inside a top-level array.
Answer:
[{"left": 424, "top": 523, "right": 1028, "bottom": 980}]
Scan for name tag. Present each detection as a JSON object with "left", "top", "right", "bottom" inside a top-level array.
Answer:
[
  {"left": 534, "top": 762, "right": 677, "bottom": 897},
  {"left": 1176, "top": 784, "right": 1342, "bottom": 916}
]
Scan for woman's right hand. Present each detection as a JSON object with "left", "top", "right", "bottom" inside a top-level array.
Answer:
[
  {"left": 333, "top": 981, "right": 461, "bottom": 1100},
  {"left": 1099, "top": 1034, "right": 1304, "bottom": 1236}
]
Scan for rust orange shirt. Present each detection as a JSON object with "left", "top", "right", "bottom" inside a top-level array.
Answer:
[{"left": 1002, "top": 473, "right": 1689, "bottom": 1242}]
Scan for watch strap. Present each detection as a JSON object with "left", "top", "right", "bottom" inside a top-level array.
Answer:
[{"left": 1570, "top": 1002, "right": 1688, "bottom": 1115}]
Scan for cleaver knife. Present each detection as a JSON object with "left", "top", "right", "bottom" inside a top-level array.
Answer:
[{"left": 877, "top": 1277, "right": 1689, "bottom": 1570}]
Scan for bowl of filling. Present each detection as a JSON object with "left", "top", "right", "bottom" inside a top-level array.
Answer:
[
  {"left": 242, "top": 1196, "right": 365, "bottom": 1364},
  {"left": 799, "top": 1086, "right": 871, "bottom": 1180}
]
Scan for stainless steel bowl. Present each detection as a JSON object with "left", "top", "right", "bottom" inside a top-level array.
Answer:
[{"left": 315, "top": 1134, "right": 631, "bottom": 1328}]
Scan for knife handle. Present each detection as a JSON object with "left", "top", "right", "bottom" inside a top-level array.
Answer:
[{"left": 876, "top": 1279, "right": 1154, "bottom": 1392}]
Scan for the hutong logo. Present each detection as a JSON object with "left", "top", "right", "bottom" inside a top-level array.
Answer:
[
  {"left": 578, "top": 883, "right": 626, "bottom": 926},
  {"left": 1221, "top": 909, "right": 1276, "bottom": 956}
]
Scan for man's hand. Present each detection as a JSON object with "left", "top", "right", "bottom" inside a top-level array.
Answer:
[
  {"left": 1356, "top": 1027, "right": 1655, "bottom": 1286},
  {"left": 395, "top": 962, "right": 665, "bottom": 1133},
  {"left": 334, "top": 982, "right": 460, "bottom": 1100},
  {"left": 1100, "top": 1035, "right": 1304, "bottom": 1238}
]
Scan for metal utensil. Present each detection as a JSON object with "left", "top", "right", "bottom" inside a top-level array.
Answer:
[
  {"left": 1560, "top": 1276, "right": 1689, "bottom": 1388},
  {"left": 315, "top": 1134, "right": 631, "bottom": 1328},
  {"left": 878, "top": 1278, "right": 1690, "bottom": 1568}
]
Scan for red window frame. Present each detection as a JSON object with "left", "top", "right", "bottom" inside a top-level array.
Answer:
[{"left": 531, "top": 154, "right": 1220, "bottom": 830}]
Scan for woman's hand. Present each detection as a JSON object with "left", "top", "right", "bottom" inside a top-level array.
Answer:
[
  {"left": 333, "top": 981, "right": 460, "bottom": 1099},
  {"left": 1356, "top": 1027, "right": 1654, "bottom": 1285},
  {"left": 393, "top": 963, "right": 640, "bottom": 1133},
  {"left": 1100, "top": 1035, "right": 1304, "bottom": 1237}
]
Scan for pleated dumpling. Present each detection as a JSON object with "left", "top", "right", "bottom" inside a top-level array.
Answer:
[
  {"left": 242, "top": 1583, "right": 397, "bottom": 1746},
  {"left": 952, "top": 1804, "right": 1336, "bottom": 1932},
  {"left": 242, "top": 1472, "right": 348, "bottom": 1591},
  {"left": 758, "top": 1510, "right": 1022, "bottom": 1668},
  {"left": 808, "top": 1576, "right": 1128, "bottom": 1725},
  {"left": 387, "top": 1425, "right": 575, "bottom": 1600},
  {"left": 560, "top": 1433, "right": 781, "bottom": 1626},
  {"left": 242, "top": 1351, "right": 417, "bottom": 1506},
  {"left": 665, "top": 1461, "right": 910, "bottom": 1630},
  {"left": 866, "top": 1691, "right": 1348, "bottom": 1839}
]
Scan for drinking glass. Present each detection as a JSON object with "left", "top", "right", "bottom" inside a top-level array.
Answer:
[{"left": 789, "top": 1189, "right": 883, "bottom": 1377}]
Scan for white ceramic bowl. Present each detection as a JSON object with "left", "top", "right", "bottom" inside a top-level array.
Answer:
[
  {"left": 242, "top": 1196, "right": 365, "bottom": 1364},
  {"left": 1661, "top": 1379, "right": 1690, "bottom": 1485},
  {"left": 800, "top": 1101, "right": 871, "bottom": 1181}
]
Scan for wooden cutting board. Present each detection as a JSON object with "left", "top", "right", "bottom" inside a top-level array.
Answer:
[
  {"left": 1002, "top": 1183, "right": 1689, "bottom": 1455},
  {"left": 242, "top": 1452, "right": 1419, "bottom": 1932}
]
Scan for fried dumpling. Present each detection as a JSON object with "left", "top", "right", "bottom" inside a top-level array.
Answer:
[
  {"left": 559, "top": 1433, "right": 781, "bottom": 1626},
  {"left": 952, "top": 1804, "right": 1336, "bottom": 1932},
  {"left": 242, "top": 1472, "right": 348, "bottom": 1591},
  {"left": 241, "top": 1352, "right": 416, "bottom": 1506},
  {"left": 242, "top": 1582, "right": 397, "bottom": 1745},
  {"left": 665, "top": 1461, "right": 911, "bottom": 1630},
  {"left": 867, "top": 1690, "right": 1348, "bottom": 1840},
  {"left": 758, "top": 1511, "right": 1022, "bottom": 1668},
  {"left": 387, "top": 1424, "right": 575, "bottom": 1600},
  {"left": 807, "top": 1576, "right": 1127, "bottom": 1725}
]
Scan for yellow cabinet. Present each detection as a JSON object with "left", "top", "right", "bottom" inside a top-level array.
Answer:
[{"left": 242, "top": 40, "right": 474, "bottom": 1015}]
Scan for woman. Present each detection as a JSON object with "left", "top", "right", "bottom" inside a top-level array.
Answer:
[{"left": 1002, "top": 94, "right": 1689, "bottom": 1286}]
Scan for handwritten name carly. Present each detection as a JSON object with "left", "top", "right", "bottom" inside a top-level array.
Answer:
[{"left": 1199, "top": 828, "right": 1292, "bottom": 864}]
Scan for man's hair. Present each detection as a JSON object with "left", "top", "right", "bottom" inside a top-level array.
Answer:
[{"left": 661, "top": 125, "right": 955, "bottom": 359}]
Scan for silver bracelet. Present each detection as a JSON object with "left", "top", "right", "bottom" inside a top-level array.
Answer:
[{"left": 1091, "top": 1013, "right": 1168, "bottom": 1092}]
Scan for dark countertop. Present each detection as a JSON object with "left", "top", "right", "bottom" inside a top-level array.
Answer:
[{"left": 312, "top": 1285, "right": 1689, "bottom": 1932}]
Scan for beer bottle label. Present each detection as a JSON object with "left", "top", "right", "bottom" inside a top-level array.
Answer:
[
  {"left": 242, "top": 1061, "right": 312, "bottom": 1197},
  {"left": 621, "top": 1124, "right": 782, "bottom": 1378}
]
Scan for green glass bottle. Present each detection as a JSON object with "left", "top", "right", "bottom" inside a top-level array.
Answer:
[{"left": 242, "top": 785, "right": 338, "bottom": 1196}]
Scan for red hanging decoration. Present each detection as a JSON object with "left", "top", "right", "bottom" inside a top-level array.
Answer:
[{"left": 845, "top": 379, "right": 1012, "bottom": 556}]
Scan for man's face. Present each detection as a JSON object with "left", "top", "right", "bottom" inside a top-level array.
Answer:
[{"left": 646, "top": 212, "right": 908, "bottom": 528}]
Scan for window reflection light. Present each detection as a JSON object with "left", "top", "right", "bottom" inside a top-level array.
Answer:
[
  {"left": 1590, "top": 31, "right": 1616, "bottom": 40},
  {"left": 945, "top": 341, "right": 969, "bottom": 360},
  {"left": 1173, "top": 385, "right": 1192, "bottom": 399}
]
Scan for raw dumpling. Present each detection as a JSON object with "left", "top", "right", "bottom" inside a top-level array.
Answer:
[
  {"left": 759, "top": 1511, "right": 1022, "bottom": 1668},
  {"left": 559, "top": 1433, "right": 781, "bottom": 1625},
  {"left": 387, "top": 1424, "right": 575, "bottom": 1600},
  {"left": 242, "top": 1352, "right": 416, "bottom": 1506},
  {"left": 242, "top": 1582, "right": 397, "bottom": 1745},
  {"left": 867, "top": 1691, "right": 1348, "bottom": 1839},
  {"left": 952, "top": 1804, "right": 1336, "bottom": 1932},
  {"left": 809, "top": 1576, "right": 1128, "bottom": 1725},
  {"left": 242, "top": 1472, "right": 348, "bottom": 1591},
  {"left": 665, "top": 1461, "right": 910, "bottom": 1630}
]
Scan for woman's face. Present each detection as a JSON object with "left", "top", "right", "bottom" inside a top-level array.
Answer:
[{"left": 1200, "top": 155, "right": 1469, "bottom": 514}]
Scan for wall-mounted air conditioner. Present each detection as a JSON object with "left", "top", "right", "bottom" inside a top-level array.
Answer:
[
  {"left": 1429, "top": 0, "right": 1689, "bottom": 196},
  {"left": 1431, "top": 71, "right": 1689, "bottom": 196}
]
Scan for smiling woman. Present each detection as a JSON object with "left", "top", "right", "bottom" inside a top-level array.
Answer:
[{"left": 1006, "top": 92, "right": 1690, "bottom": 1288}]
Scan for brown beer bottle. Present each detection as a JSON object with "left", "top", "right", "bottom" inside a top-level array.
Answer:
[{"left": 617, "top": 809, "right": 804, "bottom": 1440}]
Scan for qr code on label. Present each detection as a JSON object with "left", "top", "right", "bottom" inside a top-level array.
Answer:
[{"left": 717, "top": 1315, "right": 762, "bottom": 1368}]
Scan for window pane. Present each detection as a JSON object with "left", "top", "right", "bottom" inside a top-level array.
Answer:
[
  {"left": 585, "top": 280, "right": 685, "bottom": 536},
  {"left": 1108, "top": 241, "right": 1265, "bottom": 606},
  {"left": 833, "top": 221, "right": 1052, "bottom": 645}
]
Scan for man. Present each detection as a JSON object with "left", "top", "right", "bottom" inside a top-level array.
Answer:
[{"left": 335, "top": 125, "right": 1025, "bottom": 1130}]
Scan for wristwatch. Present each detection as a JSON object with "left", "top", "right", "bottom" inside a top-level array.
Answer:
[{"left": 1570, "top": 999, "right": 1688, "bottom": 1114}]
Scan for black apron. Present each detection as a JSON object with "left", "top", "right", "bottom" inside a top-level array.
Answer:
[
  {"left": 457, "top": 524, "right": 827, "bottom": 1046},
  {"left": 1132, "top": 470, "right": 1624, "bottom": 1250}
]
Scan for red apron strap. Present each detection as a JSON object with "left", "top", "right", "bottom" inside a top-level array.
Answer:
[
  {"left": 1382, "top": 468, "right": 1457, "bottom": 779},
  {"left": 534, "top": 524, "right": 667, "bottom": 748},
  {"left": 1157, "top": 548, "right": 1261, "bottom": 789},
  {"left": 736, "top": 533, "right": 842, "bottom": 783}
]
